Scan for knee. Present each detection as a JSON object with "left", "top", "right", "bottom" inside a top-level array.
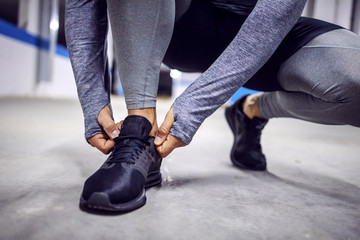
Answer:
[
  {"left": 322, "top": 73, "right": 360, "bottom": 105},
  {"left": 321, "top": 75, "right": 360, "bottom": 127},
  {"left": 346, "top": 78, "right": 360, "bottom": 126},
  {"left": 342, "top": 74, "right": 360, "bottom": 105},
  {"left": 336, "top": 75, "right": 360, "bottom": 125},
  {"left": 346, "top": 75, "right": 360, "bottom": 116}
]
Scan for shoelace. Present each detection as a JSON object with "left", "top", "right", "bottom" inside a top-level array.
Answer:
[{"left": 106, "top": 135, "right": 150, "bottom": 165}]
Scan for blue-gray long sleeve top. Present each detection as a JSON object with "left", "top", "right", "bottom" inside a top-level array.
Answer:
[
  {"left": 170, "top": 0, "right": 306, "bottom": 144},
  {"left": 65, "top": 0, "right": 111, "bottom": 140}
]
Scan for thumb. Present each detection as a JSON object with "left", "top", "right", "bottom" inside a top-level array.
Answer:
[
  {"left": 98, "top": 105, "right": 120, "bottom": 139},
  {"left": 102, "top": 119, "right": 120, "bottom": 139},
  {"left": 155, "top": 105, "right": 174, "bottom": 146},
  {"left": 156, "top": 134, "right": 186, "bottom": 158}
]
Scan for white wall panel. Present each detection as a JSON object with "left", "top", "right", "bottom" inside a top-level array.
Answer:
[
  {"left": 334, "top": 0, "right": 352, "bottom": 29},
  {"left": 0, "top": 35, "right": 37, "bottom": 96},
  {"left": 0, "top": 34, "right": 76, "bottom": 98},
  {"left": 313, "top": 0, "right": 352, "bottom": 29},
  {"left": 36, "top": 55, "right": 77, "bottom": 98},
  {"left": 353, "top": 0, "right": 360, "bottom": 34}
]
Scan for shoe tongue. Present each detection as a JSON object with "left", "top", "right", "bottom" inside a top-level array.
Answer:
[{"left": 119, "top": 115, "right": 152, "bottom": 137}]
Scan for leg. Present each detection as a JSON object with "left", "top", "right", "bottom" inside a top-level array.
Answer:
[
  {"left": 257, "top": 29, "right": 360, "bottom": 127},
  {"left": 80, "top": 0, "right": 194, "bottom": 213},
  {"left": 106, "top": 0, "right": 176, "bottom": 135},
  {"left": 228, "top": 29, "right": 360, "bottom": 171}
]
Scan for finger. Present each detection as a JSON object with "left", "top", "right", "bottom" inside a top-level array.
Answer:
[
  {"left": 98, "top": 105, "right": 120, "bottom": 139},
  {"left": 99, "top": 116, "right": 119, "bottom": 139},
  {"left": 155, "top": 105, "right": 174, "bottom": 146},
  {"left": 88, "top": 133, "right": 108, "bottom": 147},
  {"left": 101, "top": 139, "right": 115, "bottom": 154},
  {"left": 156, "top": 134, "right": 186, "bottom": 158},
  {"left": 103, "top": 121, "right": 119, "bottom": 139},
  {"left": 93, "top": 138, "right": 115, "bottom": 154},
  {"left": 116, "top": 120, "right": 124, "bottom": 132},
  {"left": 88, "top": 134, "right": 115, "bottom": 154}
]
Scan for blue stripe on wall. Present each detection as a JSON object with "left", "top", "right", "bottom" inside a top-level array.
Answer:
[
  {"left": 229, "top": 87, "right": 259, "bottom": 104},
  {"left": 0, "top": 18, "right": 258, "bottom": 100},
  {"left": 0, "top": 18, "right": 69, "bottom": 58},
  {"left": 56, "top": 45, "right": 69, "bottom": 58}
]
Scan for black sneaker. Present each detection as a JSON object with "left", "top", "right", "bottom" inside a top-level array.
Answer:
[
  {"left": 80, "top": 115, "right": 162, "bottom": 212},
  {"left": 225, "top": 95, "right": 268, "bottom": 171}
]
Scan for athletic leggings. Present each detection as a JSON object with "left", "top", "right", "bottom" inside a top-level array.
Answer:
[
  {"left": 107, "top": 0, "right": 174, "bottom": 109},
  {"left": 259, "top": 29, "right": 360, "bottom": 126}
]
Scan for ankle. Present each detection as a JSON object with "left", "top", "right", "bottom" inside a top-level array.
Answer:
[
  {"left": 242, "top": 94, "right": 262, "bottom": 119},
  {"left": 128, "top": 108, "right": 158, "bottom": 136}
]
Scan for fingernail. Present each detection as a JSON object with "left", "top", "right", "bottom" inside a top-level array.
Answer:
[
  {"left": 155, "top": 136, "right": 162, "bottom": 144},
  {"left": 111, "top": 129, "right": 120, "bottom": 138}
]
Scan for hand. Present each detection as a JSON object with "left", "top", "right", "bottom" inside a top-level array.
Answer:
[
  {"left": 88, "top": 105, "right": 123, "bottom": 154},
  {"left": 155, "top": 105, "right": 186, "bottom": 158}
]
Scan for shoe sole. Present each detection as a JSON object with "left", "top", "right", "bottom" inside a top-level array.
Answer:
[
  {"left": 80, "top": 189, "right": 146, "bottom": 212},
  {"left": 225, "top": 107, "right": 266, "bottom": 171},
  {"left": 80, "top": 171, "right": 162, "bottom": 212}
]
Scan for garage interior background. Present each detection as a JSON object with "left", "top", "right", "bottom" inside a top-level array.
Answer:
[{"left": 0, "top": 0, "right": 359, "bottom": 99}]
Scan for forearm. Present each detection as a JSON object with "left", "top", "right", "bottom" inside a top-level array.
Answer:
[
  {"left": 65, "top": 0, "right": 111, "bottom": 140},
  {"left": 170, "top": 0, "right": 306, "bottom": 144}
]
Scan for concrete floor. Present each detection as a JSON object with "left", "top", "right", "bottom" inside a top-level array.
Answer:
[{"left": 0, "top": 96, "right": 359, "bottom": 240}]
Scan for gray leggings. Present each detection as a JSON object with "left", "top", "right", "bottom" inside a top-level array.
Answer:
[
  {"left": 258, "top": 29, "right": 360, "bottom": 127},
  {"left": 107, "top": 0, "right": 175, "bottom": 109}
]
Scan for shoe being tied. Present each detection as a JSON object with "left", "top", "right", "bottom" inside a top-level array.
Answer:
[
  {"left": 80, "top": 115, "right": 162, "bottom": 212},
  {"left": 225, "top": 95, "right": 268, "bottom": 171}
]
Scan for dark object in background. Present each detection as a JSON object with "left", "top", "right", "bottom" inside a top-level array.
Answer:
[
  {"left": 158, "top": 65, "right": 173, "bottom": 97},
  {"left": 111, "top": 59, "right": 120, "bottom": 95}
]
